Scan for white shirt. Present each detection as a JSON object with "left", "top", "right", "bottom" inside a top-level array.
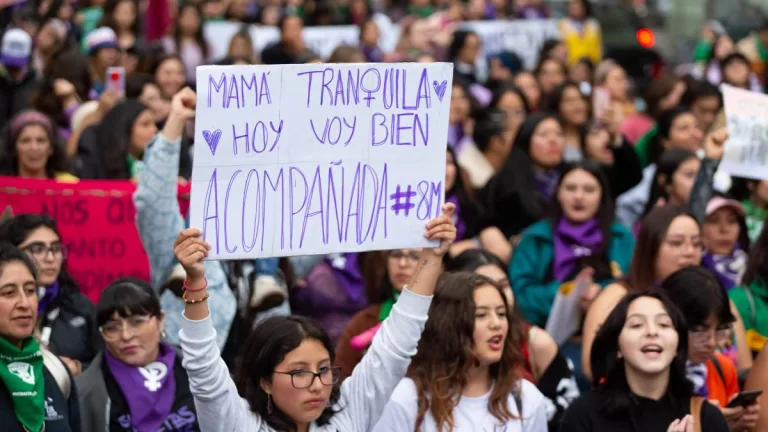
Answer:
[{"left": 371, "top": 378, "right": 549, "bottom": 432}]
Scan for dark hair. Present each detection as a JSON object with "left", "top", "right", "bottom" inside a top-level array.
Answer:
[
  {"left": 743, "top": 223, "right": 768, "bottom": 286},
  {"left": 0, "top": 242, "right": 39, "bottom": 281},
  {"left": 493, "top": 112, "right": 562, "bottom": 220},
  {"left": 99, "top": 0, "right": 140, "bottom": 36},
  {"left": 278, "top": 14, "right": 303, "bottom": 33},
  {"left": 46, "top": 50, "right": 93, "bottom": 102},
  {"left": 446, "top": 146, "right": 481, "bottom": 238},
  {"left": 629, "top": 205, "right": 700, "bottom": 290},
  {"left": 0, "top": 112, "right": 70, "bottom": 178},
  {"left": 538, "top": 39, "right": 564, "bottom": 62},
  {"left": 541, "top": 80, "right": 588, "bottom": 128},
  {"left": 235, "top": 315, "right": 340, "bottom": 430},
  {"left": 721, "top": 52, "right": 750, "bottom": 72},
  {"left": 174, "top": 3, "right": 209, "bottom": 60},
  {"left": 661, "top": 266, "right": 735, "bottom": 328},
  {"left": 0, "top": 214, "right": 79, "bottom": 293},
  {"left": 645, "top": 106, "right": 693, "bottom": 166},
  {"left": 489, "top": 84, "right": 530, "bottom": 114},
  {"left": 534, "top": 56, "right": 567, "bottom": 80},
  {"left": 32, "top": 81, "right": 69, "bottom": 129},
  {"left": 472, "top": 108, "right": 507, "bottom": 153},
  {"left": 96, "top": 277, "right": 161, "bottom": 327},
  {"left": 444, "top": 249, "right": 506, "bottom": 273},
  {"left": 642, "top": 148, "right": 698, "bottom": 217},
  {"left": 570, "top": 0, "right": 592, "bottom": 18},
  {"left": 681, "top": 80, "right": 722, "bottom": 108},
  {"left": 327, "top": 44, "right": 363, "bottom": 63},
  {"left": 408, "top": 272, "right": 523, "bottom": 432},
  {"left": 97, "top": 99, "right": 150, "bottom": 179},
  {"left": 705, "top": 191, "right": 751, "bottom": 252},
  {"left": 644, "top": 74, "right": 683, "bottom": 120},
  {"left": 448, "top": 30, "right": 478, "bottom": 63},
  {"left": 591, "top": 291, "right": 691, "bottom": 414},
  {"left": 125, "top": 73, "right": 156, "bottom": 99},
  {"left": 550, "top": 161, "right": 615, "bottom": 279},
  {"left": 151, "top": 54, "right": 185, "bottom": 81}
]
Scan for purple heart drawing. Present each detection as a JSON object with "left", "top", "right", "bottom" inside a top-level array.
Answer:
[
  {"left": 433, "top": 80, "right": 448, "bottom": 102},
  {"left": 202, "top": 129, "right": 222, "bottom": 156}
]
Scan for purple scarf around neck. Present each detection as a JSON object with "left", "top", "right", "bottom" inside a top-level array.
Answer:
[
  {"left": 553, "top": 218, "right": 603, "bottom": 281},
  {"left": 38, "top": 280, "right": 60, "bottom": 313},
  {"left": 534, "top": 169, "right": 560, "bottom": 203},
  {"left": 446, "top": 193, "right": 467, "bottom": 241},
  {"left": 701, "top": 247, "right": 748, "bottom": 292},
  {"left": 104, "top": 343, "right": 177, "bottom": 432},
  {"left": 327, "top": 253, "right": 366, "bottom": 303}
]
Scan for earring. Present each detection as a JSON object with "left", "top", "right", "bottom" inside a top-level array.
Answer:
[
  {"left": 161, "top": 330, "right": 167, "bottom": 340},
  {"left": 267, "top": 394, "right": 273, "bottom": 415}
]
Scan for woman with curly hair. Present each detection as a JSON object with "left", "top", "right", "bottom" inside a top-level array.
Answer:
[{"left": 372, "top": 272, "right": 548, "bottom": 431}]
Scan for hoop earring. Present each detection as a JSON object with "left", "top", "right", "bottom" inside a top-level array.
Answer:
[{"left": 267, "top": 394, "right": 273, "bottom": 415}]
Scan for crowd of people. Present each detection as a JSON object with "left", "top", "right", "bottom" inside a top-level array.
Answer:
[{"left": 2, "top": 0, "right": 768, "bottom": 430}]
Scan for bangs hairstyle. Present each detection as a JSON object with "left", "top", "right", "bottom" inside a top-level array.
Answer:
[
  {"left": 96, "top": 277, "right": 162, "bottom": 327},
  {"left": 629, "top": 205, "right": 699, "bottom": 291},
  {"left": 0, "top": 242, "right": 39, "bottom": 281},
  {"left": 641, "top": 147, "right": 698, "bottom": 218},
  {"left": 235, "top": 315, "right": 340, "bottom": 430},
  {"left": 0, "top": 214, "right": 78, "bottom": 293},
  {"left": 408, "top": 272, "right": 524, "bottom": 432},
  {"left": 591, "top": 291, "right": 692, "bottom": 415},
  {"left": 660, "top": 266, "right": 735, "bottom": 328}
]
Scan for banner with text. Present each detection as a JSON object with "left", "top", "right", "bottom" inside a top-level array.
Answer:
[
  {"left": 191, "top": 63, "right": 452, "bottom": 259},
  {"left": 0, "top": 177, "right": 191, "bottom": 302},
  {"left": 722, "top": 85, "right": 768, "bottom": 180}
]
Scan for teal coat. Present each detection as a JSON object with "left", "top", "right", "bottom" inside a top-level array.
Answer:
[{"left": 509, "top": 220, "right": 635, "bottom": 328}]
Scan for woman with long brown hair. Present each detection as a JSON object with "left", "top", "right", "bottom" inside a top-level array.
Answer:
[{"left": 371, "top": 272, "right": 548, "bottom": 431}]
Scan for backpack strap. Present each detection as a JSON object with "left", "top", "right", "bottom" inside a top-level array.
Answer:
[
  {"left": 690, "top": 396, "right": 704, "bottom": 432},
  {"left": 711, "top": 354, "right": 727, "bottom": 387},
  {"left": 41, "top": 348, "right": 71, "bottom": 399}
]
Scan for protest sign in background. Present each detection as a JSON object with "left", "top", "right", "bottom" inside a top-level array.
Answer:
[
  {"left": 721, "top": 84, "right": 768, "bottom": 180},
  {"left": 0, "top": 177, "right": 191, "bottom": 302},
  {"left": 191, "top": 62, "right": 453, "bottom": 259},
  {"left": 203, "top": 19, "right": 559, "bottom": 82}
]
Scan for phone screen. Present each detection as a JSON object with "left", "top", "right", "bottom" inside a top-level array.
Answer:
[
  {"left": 592, "top": 86, "right": 610, "bottom": 121},
  {"left": 105, "top": 67, "right": 125, "bottom": 93}
]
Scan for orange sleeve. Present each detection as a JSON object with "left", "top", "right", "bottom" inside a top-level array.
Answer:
[{"left": 706, "top": 353, "right": 741, "bottom": 406}]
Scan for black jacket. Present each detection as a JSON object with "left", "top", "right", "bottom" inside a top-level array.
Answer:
[
  {"left": 0, "top": 67, "right": 42, "bottom": 126},
  {"left": 0, "top": 361, "right": 81, "bottom": 432},
  {"left": 560, "top": 390, "right": 729, "bottom": 432},
  {"left": 40, "top": 292, "right": 101, "bottom": 369}
]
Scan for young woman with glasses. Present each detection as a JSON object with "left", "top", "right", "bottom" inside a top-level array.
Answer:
[
  {"left": 173, "top": 203, "right": 456, "bottom": 432},
  {"left": 335, "top": 248, "right": 422, "bottom": 382},
  {"left": 661, "top": 267, "right": 760, "bottom": 431},
  {"left": 75, "top": 277, "right": 201, "bottom": 431},
  {"left": 0, "top": 214, "right": 100, "bottom": 377}
]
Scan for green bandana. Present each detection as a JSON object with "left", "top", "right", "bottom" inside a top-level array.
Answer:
[
  {"left": 378, "top": 290, "right": 400, "bottom": 322},
  {"left": 0, "top": 337, "right": 45, "bottom": 432}
]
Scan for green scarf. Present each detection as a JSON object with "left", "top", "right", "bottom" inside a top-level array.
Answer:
[
  {"left": 0, "top": 337, "right": 45, "bottom": 432},
  {"left": 756, "top": 35, "right": 768, "bottom": 63},
  {"left": 378, "top": 290, "right": 400, "bottom": 322}
]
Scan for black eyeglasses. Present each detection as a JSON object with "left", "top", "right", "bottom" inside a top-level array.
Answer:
[
  {"left": 274, "top": 366, "right": 341, "bottom": 389},
  {"left": 22, "top": 242, "right": 67, "bottom": 261}
]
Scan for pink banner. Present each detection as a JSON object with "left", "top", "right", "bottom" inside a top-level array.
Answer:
[{"left": 0, "top": 177, "right": 190, "bottom": 302}]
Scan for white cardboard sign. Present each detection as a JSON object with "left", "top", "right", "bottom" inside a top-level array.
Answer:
[
  {"left": 190, "top": 63, "right": 453, "bottom": 259},
  {"left": 721, "top": 84, "right": 768, "bottom": 180}
]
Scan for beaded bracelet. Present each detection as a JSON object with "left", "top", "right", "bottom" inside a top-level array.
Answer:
[
  {"left": 182, "top": 290, "right": 209, "bottom": 304},
  {"left": 183, "top": 277, "right": 208, "bottom": 292}
]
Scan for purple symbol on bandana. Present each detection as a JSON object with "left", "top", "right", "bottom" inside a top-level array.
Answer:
[
  {"left": 202, "top": 129, "right": 222, "bottom": 156},
  {"left": 390, "top": 185, "right": 416, "bottom": 216},
  {"left": 433, "top": 80, "right": 448, "bottom": 102}
]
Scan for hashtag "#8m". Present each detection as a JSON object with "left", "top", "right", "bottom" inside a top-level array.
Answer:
[{"left": 389, "top": 181, "right": 443, "bottom": 220}]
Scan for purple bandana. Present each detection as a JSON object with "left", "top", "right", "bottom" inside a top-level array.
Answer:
[
  {"left": 553, "top": 218, "right": 603, "bottom": 281},
  {"left": 701, "top": 247, "right": 748, "bottom": 292},
  {"left": 105, "top": 343, "right": 177, "bottom": 432},
  {"left": 446, "top": 193, "right": 467, "bottom": 241},
  {"left": 327, "top": 253, "right": 366, "bottom": 303},
  {"left": 37, "top": 280, "right": 60, "bottom": 313}
]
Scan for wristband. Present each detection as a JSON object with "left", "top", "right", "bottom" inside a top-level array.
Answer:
[
  {"left": 182, "top": 290, "right": 210, "bottom": 304},
  {"left": 183, "top": 277, "right": 208, "bottom": 292}
]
